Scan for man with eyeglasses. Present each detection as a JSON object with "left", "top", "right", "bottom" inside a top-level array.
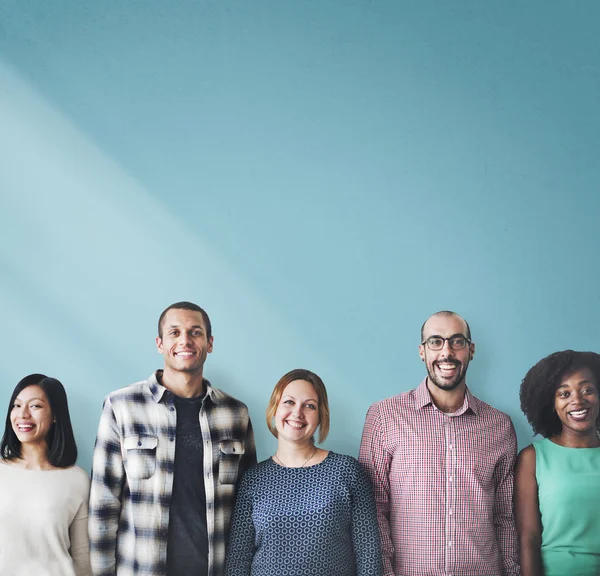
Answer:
[{"left": 359, "top": 310, "right": 519, "bottom": 576}]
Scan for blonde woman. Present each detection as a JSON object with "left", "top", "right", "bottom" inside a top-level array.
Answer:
[{"left": 225, "top": 368, "right": 381, "bottom": 576}]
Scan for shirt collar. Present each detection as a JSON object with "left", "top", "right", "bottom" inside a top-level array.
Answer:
[
  {"left": 148, "top": 370, "right": 217, "bottom": 404},
  {"left": 415, "top": 378, "right": 479, "bottom": 415}
]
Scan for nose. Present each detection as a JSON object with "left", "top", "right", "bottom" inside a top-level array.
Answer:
[
  {"left": 17, "top": 405, "right": 30, "bottom": 418},
  {"left": 439, "top": 339, "right": 455, "bottom": 357}
]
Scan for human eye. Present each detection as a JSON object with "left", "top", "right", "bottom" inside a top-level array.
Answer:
[
  {"left": 428, "top": 337, "right": 443, "bottom": 348},
  {"left": 451, "top": 337, "right": 466, "bottom": 348},
  {"left": 305, "top": 403, "right": 317, "bottom": 410},
  {"left": 582, "top": 387, "right": 598, "bottom": 396},
  {"left": 169, "top": 330, "right": 179, "bottom": 337},
  {"left": 557, "top": 390, "right": 569, "bottom": 398},
  {"left": 191, "top": 330, "right": 203, "bottom": 337},
  {"left": 283, "top": 399, "right": 294, "bottom": 405}
]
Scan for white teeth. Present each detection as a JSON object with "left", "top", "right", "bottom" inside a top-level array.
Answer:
[
  {"left": 569, "top": 410, "right": 588, "bottom": 416},
  {"left": 285, "top": 421, "right": 304, "bottom": 429}
]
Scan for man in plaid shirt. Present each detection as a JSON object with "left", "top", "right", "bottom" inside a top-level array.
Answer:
[
  {"left": 89, "top": 302, "right": 257, "bottom": 576},
  {"left": 359, "top": 311, "right": 519, "bottom": 576}
]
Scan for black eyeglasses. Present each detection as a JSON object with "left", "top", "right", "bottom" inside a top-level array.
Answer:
[{"left": 421, "top": 335, "right": 471, "bottom": 351}]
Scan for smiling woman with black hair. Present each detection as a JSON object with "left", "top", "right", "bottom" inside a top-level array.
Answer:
[
  {"left": 0, "top": 373, "right": 92, "bottom": 576},
  {"left": 515, "top": 350, "right": 600, "bottom": 576}
]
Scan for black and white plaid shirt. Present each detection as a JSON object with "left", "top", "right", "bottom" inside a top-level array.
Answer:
[{"left": 89, "top": 371, "right": 256, "bottom": 576}]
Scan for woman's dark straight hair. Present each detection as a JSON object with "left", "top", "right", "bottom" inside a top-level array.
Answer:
[{"left": 1, "top": 374, "right": 78, "bottom": 467}]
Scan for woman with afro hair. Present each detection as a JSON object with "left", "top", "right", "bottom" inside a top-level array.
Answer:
[{"left": 515, "top": 350, "right": 600, "bottom": 576}]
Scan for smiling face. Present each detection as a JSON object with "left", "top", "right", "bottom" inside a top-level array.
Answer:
[
  {"left": 419, "top": 313, "right": 474, "bottom": 392},
  {"left": 275, "top": 379, "right": 320, "bottom": 445},
  {"left": 554, "top": 367, "right": 599, "bottom": 437},
  {"left": 156, "top": 308, "right": 213, "bottom": 375},
  {"left": 11, "top": 385, "right": 54, "bottom": 448}
]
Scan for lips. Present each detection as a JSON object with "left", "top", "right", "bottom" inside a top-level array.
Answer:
[
  {"left": 174, "top": 351, "right": 195, "bottom": 357},
  {"left": 435, "top": 362, "right": 460, "bottom": 377},
  {"left": 16, "top": 423, "right": 35, "bottom": 432},
  {"left": 568, "top": 409, "right": 590, "bottom": 421},
  {"left": 284, "top": 420, "right": 306, "bottom": 429}
]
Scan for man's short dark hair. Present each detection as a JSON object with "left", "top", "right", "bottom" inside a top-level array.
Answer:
[
  {"left": 158, "top": 301, "right": 212, "bottom": 340},
  {"left": 1, "top": 374, "right": 78, "bottom": 467},
  {"left": 421, "top": 310, "right": 472, "bottom": 342}
]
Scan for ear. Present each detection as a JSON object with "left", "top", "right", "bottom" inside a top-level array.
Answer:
[
  {"left": 207, "top": 336, "right": 214, "bottom": 354},
  {"left": 469, "top": 341, "right": 475, "bottom": 360},
  {"left": 156, "top": 336, "right": 163, "bottom": 354},
  {"left": 418, "top": 344, "right": 426, "bottom": 362}
]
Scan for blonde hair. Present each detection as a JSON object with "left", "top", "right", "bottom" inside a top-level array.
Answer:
[{"left": 266, "top": 369, "right": 330, "bottom": 444}]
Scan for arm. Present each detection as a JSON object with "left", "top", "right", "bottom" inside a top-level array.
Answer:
[
  {"left": 358, "top": 405, "right": 394, "bottom": 576},
  {"left": 88, "top": 397, "right": 125, "bottom": 576},
  {"left": 492, "top": 418, "right": 520, "bottom": 576},
  {"left": 239, "top": 416, "right": 257, "bottom": 477},
  {"left": 69, "top": 478, "right": 93, "bottom": 576},
  {"left": 350, "top": 461, "right": 384, "bottom": 576},
  {"left": 224, "top": 474, "right": 256, "bottom": 576},
  {"left": 514, "top": 445, "right": 544, "bottom": 576}
]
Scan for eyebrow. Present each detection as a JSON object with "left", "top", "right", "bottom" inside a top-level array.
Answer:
[
  {"left": 282, "top": 395, "right": 319, "bottom": 403},
  {"left": 557, "top": 379, "right": 595, "bottom": 389},
  {"left": 15, "top": 397, "right": 45, "bottom": 402},
  {"left": 167, "top": 324, "right": 204, "bottom": 330}
]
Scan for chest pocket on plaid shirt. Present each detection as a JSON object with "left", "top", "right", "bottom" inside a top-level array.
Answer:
[
  {"left": 123, "top": 435, "right": 158, "bottom": 480},
  {"left": 218, "top": 440, "right": 244, "bottom": 485}
]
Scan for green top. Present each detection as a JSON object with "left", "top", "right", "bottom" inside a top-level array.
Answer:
[{"left": 534, "top": 437, "right": 600, "bottom": 576}]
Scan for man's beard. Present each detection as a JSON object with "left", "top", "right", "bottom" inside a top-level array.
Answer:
[{"left": 426, "top": 359, "right": 468, "bottom": 391}]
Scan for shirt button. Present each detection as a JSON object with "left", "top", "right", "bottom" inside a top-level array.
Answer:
[
  {"left": 170, "top": 407, "right": 174, "bottom": 412},
  {"left": 169, "top": 437, "right": 174, "bottom": 442},
  {"left": 137, "top": 441, "right": 142, "bottom": 446}
]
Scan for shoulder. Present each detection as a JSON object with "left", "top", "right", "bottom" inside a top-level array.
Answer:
[
  {"left": 470, "top": 395, "right": 515, "bottom": 429},
  {"left": 515, "top": 444, "right": 537, "bottom": 479},
  {"left": 105, "top": 380, "right": 153, "bottom": 404},
  {"left": 237, "top": 458, "right": 274, "bottom": 488},
  {"left": 367, "top": 389, "right": 416, "bottom": 417},
  {"left": 62, "top": 466, "right": 91, "bottom": 494},
  {"left": 322, "top": 453, "right": 366, "bottom": 479},
  {"left": 208, "top": 385, "right": 250, "bottom": 413},
  {"left": 517, "top": 444, "right": 537, "bottom": 463}
]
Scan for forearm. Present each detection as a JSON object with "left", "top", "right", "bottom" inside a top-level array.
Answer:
[{"left": 519, "top": 534, "right": 544, "bottom": 576}]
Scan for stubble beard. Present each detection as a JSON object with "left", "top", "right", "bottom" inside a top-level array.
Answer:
[{"left": 426, "top": 359, "right": 469, "bottom": 392}]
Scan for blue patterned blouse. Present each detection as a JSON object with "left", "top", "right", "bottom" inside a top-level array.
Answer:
[{"left": 224, "top": 452, "right": 382, "bottom": 576}]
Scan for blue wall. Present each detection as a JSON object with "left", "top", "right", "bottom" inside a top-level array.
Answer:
[{"left": 1, "top": 1, "right": 599, "bottom": 471}]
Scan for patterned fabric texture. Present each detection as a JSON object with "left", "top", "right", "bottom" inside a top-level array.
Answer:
[
  {"left": 224, "top": 452, "right": 382, "bottom": 576},
  {"left": 359, "top": 379, "right": 519, "bottom": 576},
  {"left": 89, "top": 371, "right": 256, "bottom": 576}
]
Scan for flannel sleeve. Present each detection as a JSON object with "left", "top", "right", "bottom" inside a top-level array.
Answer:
[{"left": 88, "top": 396, "right": 124, "bottom": 576}]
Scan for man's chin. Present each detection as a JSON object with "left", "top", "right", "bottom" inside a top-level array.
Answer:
[{"left": 430, "top": 376, "right": 464, "bottom": 391}]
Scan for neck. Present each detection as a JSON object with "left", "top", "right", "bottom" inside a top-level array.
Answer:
[
  {"left": 427, "top": 378, "right": 467, "bottom": 413},
  {"left": 554, "top": 428, "right": 600, "bottom": 449},
  {"left": 16, "top": 443, "right": 52, "bottom": 470},
  {"left": 160, "top": 368, "right": 206, "bottom": 398},
  {"left": 275, "top": 439, "right": 317, "bottom": 466}
]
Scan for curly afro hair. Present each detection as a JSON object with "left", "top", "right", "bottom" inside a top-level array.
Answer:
[{"left": 520, "top": 350, "right": 600, "bottom": 438}]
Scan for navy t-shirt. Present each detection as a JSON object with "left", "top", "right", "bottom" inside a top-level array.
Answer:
[{"left": 166, "top": 393, "right": 208, "bottom": 575}]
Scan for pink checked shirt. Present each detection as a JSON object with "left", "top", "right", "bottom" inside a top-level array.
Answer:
[{"left": 359, "top": 379, "right": 519, "bottom": 576}]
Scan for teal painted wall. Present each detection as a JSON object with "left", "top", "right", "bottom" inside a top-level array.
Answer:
[{"left": 1, "top": 1, "right": 599, "bottom": 471}]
